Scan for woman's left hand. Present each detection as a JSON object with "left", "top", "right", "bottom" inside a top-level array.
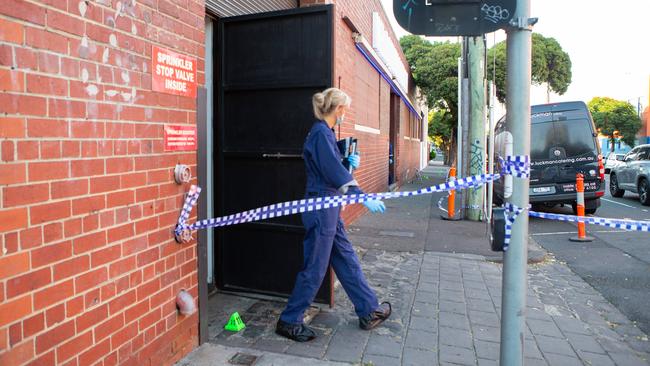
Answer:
[{"left": 348, "top": 153, "right": 360, "bottom": 169}]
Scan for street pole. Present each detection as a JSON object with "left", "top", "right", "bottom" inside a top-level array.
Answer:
[
  {"left": 456, "top": 56, "right": 463, "bottom": 180},
  {"left": 486, "top": 81, "right": 496, "bottom": 221},
  {"left": 467, "top": 36, "right": 486, "bottom": 221},
  {"left": 461, "top": 77, "right": 469, "bottom": 219},
  {"left": 460, "top": 38, "right": 470, "bottom": 219},
  {"left": 500, "top": 0, "right": 534, "bottom": 364}
]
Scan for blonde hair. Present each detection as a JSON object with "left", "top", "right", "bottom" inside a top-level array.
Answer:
[{"left": 312, "top": 88, "right": 351, "bottom": 120}]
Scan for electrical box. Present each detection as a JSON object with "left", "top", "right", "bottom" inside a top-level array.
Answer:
[{"left": 490, "top": 206, "right": 506, "bottom": 252}]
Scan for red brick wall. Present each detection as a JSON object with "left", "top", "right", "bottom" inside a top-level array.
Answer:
[
  {"left": 0, "top": 1, "right": 204, "bottom": 365},
  {"left": 317, "top": 0, "right": 423, "bottom": 223}
]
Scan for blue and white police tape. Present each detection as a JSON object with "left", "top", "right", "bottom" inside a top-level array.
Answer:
[
  {"left": 529, "top": 210, "right": 650, "bottom": 232},
  {"left": 502, "top": 203, "right": 528, "bottom": 251},
  {"left": 498, "top": 202, "right": 650, "bottom": 251},
  {"left": 174, "top": 155, "right": 532, "bottom": 243},
  {"left": 174, "top": 173, "right": 501, "bottom": 243},
  {"left": 498, "top": 155, "right": 531, "bottom": 179}
]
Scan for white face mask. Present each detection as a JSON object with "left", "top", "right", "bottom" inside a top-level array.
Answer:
[{"left": 335, "top": 114, "right": 345, "bottom": 126}]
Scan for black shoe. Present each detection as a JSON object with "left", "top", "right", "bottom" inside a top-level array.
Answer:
[
  {"left": 359, "top": 302, "right": 392, "bottom": 330},
  {"left": 275, "top": 319, "right": 317, "bottom": 342}
]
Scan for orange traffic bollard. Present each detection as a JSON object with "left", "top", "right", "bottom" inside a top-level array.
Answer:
[
  {"left": 441, "top": 167, "right": 460, "bottom": 220},
  {"left": 448, "top": 167, "right": 456, "bottom": 219},
  {"left": 570, "top": 173, "right": 593, "bottom": 242}
]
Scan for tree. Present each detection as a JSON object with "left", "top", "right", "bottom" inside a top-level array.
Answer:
[
  {"left": 400, "top": 35, "right": 460, "bottom": 165},
  {"left": 428, "top": 109, "right": 455, "bottom": 163},
  {"left": 401, "top": 33, "right": 571, "bottom": 165},
  {"left": 588, "top": 97, "right": 642, "bottom": 150},
  {"left": 487, "top": 33, "right": 572, "bottom": 103}
]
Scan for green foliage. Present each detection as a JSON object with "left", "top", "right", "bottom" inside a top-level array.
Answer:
[
  {"left": 400, "top": 35, "right": 460, "bottom": 164},
  {"left": 400, "top": 35, "right": 461, "bottom": 113},
  {"left": 588, "top": 97, "right": 642, "bottom": 149},
  {"left": 401, "top": 33, "right": 572, "bottom": 163},
  {"left": 428, "top": 109, "right": 455, "bottom": 162},
  {"left": 487, "top": 33, "right": 572, "bottom": 103}
]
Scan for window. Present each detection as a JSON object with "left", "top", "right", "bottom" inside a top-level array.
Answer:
[
  {"left": 531, "top": 121, "right": 555, "bottom": 160},
  {"left": 625, "top": 148, "right": 639, "bottom": 161},
  {"left": 553, "top": 119, "right": 596, "bottom": 158}
]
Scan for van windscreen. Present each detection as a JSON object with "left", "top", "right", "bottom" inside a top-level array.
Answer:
[
  {"left": 531, "top": 121, "right": 554, "bottom": 160},
  {"left": 554, "top": 119, "right": 596, "bottom": 157},
  {"left": 530, "top": 119, "right": 596, "bottom": 161}
]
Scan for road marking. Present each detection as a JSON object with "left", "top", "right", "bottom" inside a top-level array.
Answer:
[
  {"left": 531, "top": 230, "right": 629, "bottom": 236},
  {"left": 601, "top": 198, "right": 637, "bottom": 208}
]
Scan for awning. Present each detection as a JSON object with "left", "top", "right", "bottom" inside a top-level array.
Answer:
[{"left": 354, "top": 39, "right": 422, "bottom": 120}]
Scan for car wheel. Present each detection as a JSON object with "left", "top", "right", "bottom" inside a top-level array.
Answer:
[
  {"left": 585, "top": 208, "right": 597, "bottom": 215},
  {"left": 639, "top": 179, "right": 650, "bottom": 206},
  {"left": 609, "top": 174, "right": 625, "bottom": 197}
]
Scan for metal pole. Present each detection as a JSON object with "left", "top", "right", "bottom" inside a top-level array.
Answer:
[
  {"left": 486, "top": 81, "right": 495, "bottom": 221},
  {"left": 456, "top": 56, "right": 463, "bottom": 178},
  {"left": 461, "top": 77, "right": 470, "bottom": 219},
  {"left": 467, "top": 36, "right": 486, "bottom": 221},
  {"left": 500, "top": 0, "right": 534, "bottom": 364}
]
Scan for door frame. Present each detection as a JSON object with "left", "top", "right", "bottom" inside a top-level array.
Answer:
[
  {"left": 389, "top": 92, "right": 400, "bottom": 186},
  {"left": 213, "top": 5, "right": 335, "bottom": 304}
]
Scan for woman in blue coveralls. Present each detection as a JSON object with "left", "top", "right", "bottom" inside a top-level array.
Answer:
[{"left": 276, "top": 88, "right": 392, "bottom": 342}]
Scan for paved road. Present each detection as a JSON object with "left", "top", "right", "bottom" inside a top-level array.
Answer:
[{"left": 530, "top": 175, "right": 650, "bottom": 341}]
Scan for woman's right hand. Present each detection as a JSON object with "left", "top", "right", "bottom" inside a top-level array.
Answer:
[{"left": 363, "top": 200, "right": 386, "bottom": 214}]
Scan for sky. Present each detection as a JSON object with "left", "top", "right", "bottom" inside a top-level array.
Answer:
[{"left": 379, "top": 0, "right": 650, "bottom": 110}]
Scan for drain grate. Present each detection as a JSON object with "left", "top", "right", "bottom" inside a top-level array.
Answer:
[{"left": 229, "top": 352, "right": 258, "bottom": 365}]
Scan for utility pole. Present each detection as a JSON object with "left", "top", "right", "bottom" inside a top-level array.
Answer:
[
  {"left": 500, "top": 0, "right": 534, "bottom": 364},
  {"left": 486, "top": 81, "right": 496, "bottom": 221},
  {"left": 456, "top": 55, "right": 463, "bottom": 184},
  {"left": 466, "top": 36, "right": 486, "bottom": 221}
]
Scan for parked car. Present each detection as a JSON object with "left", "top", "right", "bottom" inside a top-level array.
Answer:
[
  {"left": 609, "top": 144, "right": 650, "bottom": 205},
  {"left": 604, "top": 152, "right": 626, "bottom": 174},
  {"left": 493, "top": 101, "right": 605, "bottom": 215}
]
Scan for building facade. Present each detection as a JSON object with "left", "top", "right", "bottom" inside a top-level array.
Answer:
[{"left": 0, "top": 1, "right": 426, "bottom": 365}]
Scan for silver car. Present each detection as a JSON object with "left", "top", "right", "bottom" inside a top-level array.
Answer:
[
  {"left": 604, "top": 152, "right": 625, "bottom": 174},
  {"left": 609, "top": 144, "right": 650, "bottom": 205}
]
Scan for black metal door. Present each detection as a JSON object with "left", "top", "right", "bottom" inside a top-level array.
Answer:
[{"left": 215, "top": 6, "right": 333, "bottom": 303}]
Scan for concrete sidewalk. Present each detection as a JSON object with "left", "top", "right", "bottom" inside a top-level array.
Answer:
[{"left": 177, "top": 163, "right": 649, "bottom": 366}]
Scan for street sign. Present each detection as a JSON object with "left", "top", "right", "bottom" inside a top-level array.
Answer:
[
  {"left": 152, "top": 46, "right": 198, "bottom": 98},
  {"left": 393, "top": 0, "right": 517, "bottom": 36}
]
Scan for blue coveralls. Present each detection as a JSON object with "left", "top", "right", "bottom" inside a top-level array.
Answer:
[{"left": 279, "top": 121, "right": 379, "bottom": 325}]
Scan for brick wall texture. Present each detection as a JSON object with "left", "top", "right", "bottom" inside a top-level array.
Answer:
[
  {"left": 0, "top": 0, "right": 204, "bottom": 365},
  {"left": 0, "top": 0, "right": 424, "bottom": 365}
]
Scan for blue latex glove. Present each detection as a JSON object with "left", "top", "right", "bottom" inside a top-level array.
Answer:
[
  {"left": 347, "top": 153, "right": 360, "bottom": 170},
  {"left": 363, "top": 199, "right": 386, "bottom": 213}
]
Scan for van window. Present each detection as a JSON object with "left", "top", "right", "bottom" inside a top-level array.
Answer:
[
  {"left": 530, "top": 119, "right": 596, "bottom": 161},
  {"left": 531, "top": 121, "right": 554, "bottom": 160},
  {"left": 554, "top": 119, "right": 596, "bottom": 157}
]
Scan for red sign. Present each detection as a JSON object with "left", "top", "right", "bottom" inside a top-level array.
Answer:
[
  {"left": 164, "top": 125, "right": 197, "bottom": 151},
  {"left": 152, "top": 46, "right": 197, "bottom": 98}
]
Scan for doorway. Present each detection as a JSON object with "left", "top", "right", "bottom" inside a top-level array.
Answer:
[
  {"left": 388, "top": 93, "right": 400, "bottom": 186},
  {"left": 213, "top": 6, "right": 335, "bottom": 304}
]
